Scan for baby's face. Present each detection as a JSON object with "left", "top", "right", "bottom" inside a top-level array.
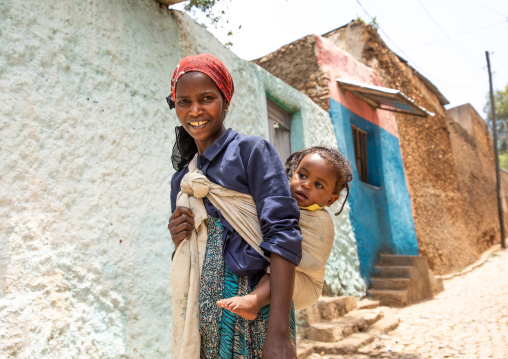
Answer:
[{"left": 289, "top": 153, "right": 339, "bottom": 208}]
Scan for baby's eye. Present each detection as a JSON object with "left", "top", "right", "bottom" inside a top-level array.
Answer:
[
  {"left": 315, "top": 182, "right": 323, "bottom": 189},
  {"left": 298, "top": 173, "right": 306, "bottom": 179}
]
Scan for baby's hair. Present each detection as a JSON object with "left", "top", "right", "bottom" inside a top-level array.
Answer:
[{"left": 285, "top": 146, "right": 353, "bottom": 216}]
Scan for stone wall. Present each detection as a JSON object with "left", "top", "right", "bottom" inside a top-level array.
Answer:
[
  {"left": 253, "top": 36, "right": 331, "bottom": 110},
  {"left": 447, "top": 104, "right": 501, "bottom": 255},
  {"left": 325, "top": 22, "right": 500, "bottom": 274},
  {"left": 0, "top": 2, "right": 365, "bottom": 357},
  {"left": 1, "top": 1, "right": 183, "bottom": 357}
]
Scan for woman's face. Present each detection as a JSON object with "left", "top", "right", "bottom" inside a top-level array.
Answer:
[{"left": 174, "top": 72, "right": 227, "bottom": 154}]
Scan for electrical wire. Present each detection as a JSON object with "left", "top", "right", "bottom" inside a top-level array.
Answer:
[
  {"left": 471, "top": 0, "right": 508, "bottom": 19},
  {"left": 406, "top": 20, "right": 508, "bottom": 50},
  {"left": 415, "top": 0, "right": 483, "bottom": 69},
  {"left": 353, "top": 0, "right": 488, "bottom": 89}
]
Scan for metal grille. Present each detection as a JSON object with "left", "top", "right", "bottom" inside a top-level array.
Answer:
[{"left": 352, "top": 125, "right": 368, "bottom": 183}]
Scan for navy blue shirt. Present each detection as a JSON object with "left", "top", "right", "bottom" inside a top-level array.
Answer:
[{"left": 170, "top": 129, "right": 302, "bottom": 286}]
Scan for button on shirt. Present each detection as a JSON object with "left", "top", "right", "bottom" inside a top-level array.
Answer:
[{"left": 170, "top": 129, "right": 302, "bottom": 286}]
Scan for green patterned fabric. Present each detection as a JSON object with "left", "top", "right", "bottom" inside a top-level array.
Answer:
[{"left": 199, "top": 217, "right": 296, "bottom": 359}]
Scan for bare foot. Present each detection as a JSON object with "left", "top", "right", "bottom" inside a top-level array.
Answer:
[{"left": 216, "top": 295, "right": 261, "bottom": 321}]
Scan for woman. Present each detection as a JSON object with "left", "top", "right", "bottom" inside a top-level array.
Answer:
[{"left": 167, "top": 54, "right": 302, "bottom": 359}]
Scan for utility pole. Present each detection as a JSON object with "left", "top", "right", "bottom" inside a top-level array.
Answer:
[{"left": 486, "top": 51, "right": 506, "bottom": 249}]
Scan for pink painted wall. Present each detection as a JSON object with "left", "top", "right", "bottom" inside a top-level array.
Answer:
[{"left": 315, "top": 36, "right": 399, "bottom": 138}]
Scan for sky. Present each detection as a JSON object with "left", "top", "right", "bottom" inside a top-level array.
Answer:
[{"left": 172, "top": 0, "right": 508, "bottom": 118}]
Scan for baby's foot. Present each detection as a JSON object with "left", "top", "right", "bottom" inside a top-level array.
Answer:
[{"left": 216, "top": 295, "right": 260, "bottom": 321}]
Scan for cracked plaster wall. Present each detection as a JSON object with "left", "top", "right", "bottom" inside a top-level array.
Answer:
[{"left": 0, "top": 1, "right": 365, "bottom": 357}]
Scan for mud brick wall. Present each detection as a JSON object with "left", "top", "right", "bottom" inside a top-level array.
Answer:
[
  {"left": 326, "top": 22, "right": 501, "bottom": 274},
  {"left": 253, "top": 35, "right": 331, "bottom": 111}
]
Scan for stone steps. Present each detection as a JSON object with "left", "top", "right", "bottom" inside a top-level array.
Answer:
[
  {"left": 371, "top": 277, "right": 410, "bottom": 290},
  {"left": 368, "top": 289, "right": 408, "bottom": 307},
  {"left": 305, "top": 309, "right": 383, "bottom": 342},
  {"left": 368, "top": 254, "right": 443, "bottom": 307},
  {"left": 379, "top": 254, "right": 422, "bottom": 266},
  {"left": 297, "top": 314, "right": 400, "bottom": 358},
  {"left": 296, "top": 296, "right": 400, "bottom": 359},
  {"left": 372, "top": 265, "right": 418, "bottom": 279}
]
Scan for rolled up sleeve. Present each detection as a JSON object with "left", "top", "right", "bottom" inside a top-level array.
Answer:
[{"left": 244, "top": 140, "right": 303, "bottom": 266}]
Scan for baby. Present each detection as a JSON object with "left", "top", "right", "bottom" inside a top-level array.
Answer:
[{"left": 217, "top": 146, "right": 353, "bottom": 320}]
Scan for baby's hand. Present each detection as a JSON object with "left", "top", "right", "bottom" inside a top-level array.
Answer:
[{"left": 168, "top": 206, "right": 195, "bottom": 250}]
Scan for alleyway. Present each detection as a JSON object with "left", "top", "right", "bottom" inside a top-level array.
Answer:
[{"left": 310, "top": 248, "right": 508, "bottom": 359}]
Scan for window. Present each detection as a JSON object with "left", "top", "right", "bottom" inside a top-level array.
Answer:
[
  {"left": 352, "top": 125, "right": 369, "bottom": 183},
  {"left": 267, "top": 99, "right": 291, "bottom": 162}
]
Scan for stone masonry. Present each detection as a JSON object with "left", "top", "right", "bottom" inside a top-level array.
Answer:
[{"left": 305, "top": 248, "right": 508, "bottom": 359}]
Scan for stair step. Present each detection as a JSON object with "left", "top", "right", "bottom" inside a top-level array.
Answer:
[
  {"left": 369, "top": 289, "right": 408, "bottom": 307},
  {"left": 379, "top": 254, "right": 425, "bottom": 266},
  {"left": 300, "top": 332, "right": 376, "bottom": 357},
  {"left": 316, "top": 296, "right": 356, "bottom": 321},
  {"left": 366, "top": 315, "right": 400, "bottom": 336},
  {"left": 356, "top": 298, "right": 380, "bottom": 310},
  {"left": 296, "top": 313, "right": 400, "bottom": 359},
  {"left": 295, "top": 296, "right": 357, "bottom": 330},
  {"left": 305, "top": 309, "right": 383, "bottom": 342},
  {"left": 371, "top": 277, "right": 410, "bottom": 290},
  {"left": 372, "top": 265, "right": 417, "bottom": 279}
]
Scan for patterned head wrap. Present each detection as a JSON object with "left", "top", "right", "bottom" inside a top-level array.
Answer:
[{"left": 170, "top": 53, "right": 234, "bottom": 106}]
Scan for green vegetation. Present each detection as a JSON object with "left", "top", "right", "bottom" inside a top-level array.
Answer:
[
  {"left": 184, "top": 0, "right": 225, "bottom": 27},
  {"left": 498, "top": 152, "right": 508, "bottom": 171},
  {"left": 354, "top": 16, "right": 378, "bottom": 31},
  {"left": 369, "top": 16, "right": 379, "bottom": 31},
  {"left": 484, "top": 84, "right": 508, "bottom": 168},
  {"left": 177, "top": 0, "right": 238, "bottom": 47}
]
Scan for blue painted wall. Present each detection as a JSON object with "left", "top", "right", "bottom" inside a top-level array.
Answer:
[{"left": 329, "top": 99, "right": 418, "bottom": 281}]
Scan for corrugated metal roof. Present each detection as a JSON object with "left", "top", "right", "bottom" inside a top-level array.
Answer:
[{"left": 336, "top": 79, "right": 434, "bottom": 117}]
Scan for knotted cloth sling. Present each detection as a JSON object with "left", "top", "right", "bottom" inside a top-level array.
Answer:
[{"left": 171, "top": 157, "right": 335, "bottom": 359}]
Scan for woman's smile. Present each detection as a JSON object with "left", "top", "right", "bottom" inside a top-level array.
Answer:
[{"left": 189, "top": 120, "right": 209, "bottom": 127}]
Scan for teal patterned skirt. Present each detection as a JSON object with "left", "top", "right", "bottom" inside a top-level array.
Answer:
[{"left": 199, "top": 217, "right": 296, "bottom": 359}]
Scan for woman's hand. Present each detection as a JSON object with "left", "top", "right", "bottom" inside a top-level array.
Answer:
[{"left": 168, "top": 206, "right": 195, "bottom": 251}]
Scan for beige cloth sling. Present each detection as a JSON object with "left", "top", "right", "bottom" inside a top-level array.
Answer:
[{"left": 171, "top": 157, "right": 335, "bottom": 359}]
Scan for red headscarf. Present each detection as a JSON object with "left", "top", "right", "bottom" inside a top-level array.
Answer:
[{"left": 170, "top": 53, "right": 235, "bottom": 105}]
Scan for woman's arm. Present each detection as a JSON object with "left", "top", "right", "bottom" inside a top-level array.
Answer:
[
  {"left": 262, "top": 253, "right": 296, "bottom": 359},
  {"left": 239, "top": 139, "right": 300, "bottom": 358}
]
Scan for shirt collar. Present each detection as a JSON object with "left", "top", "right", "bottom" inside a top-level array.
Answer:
[{"left": 201, "top": 128, "right": 237, "bottom": 163}]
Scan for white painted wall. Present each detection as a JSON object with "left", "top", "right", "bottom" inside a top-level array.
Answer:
[{"left": 0, "top": 1, "right": 364, "bottom": 357}]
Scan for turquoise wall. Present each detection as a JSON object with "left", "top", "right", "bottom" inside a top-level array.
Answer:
[{"left": 329, "top": 99, "right": 418, "bottom": 281}]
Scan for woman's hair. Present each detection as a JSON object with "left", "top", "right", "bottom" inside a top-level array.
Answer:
[
  {"left": 171, "top": 126, "right": 198, "bottom": 171},
  {"left": 285, "top": 146, "right": 353, "bottom": 216}
]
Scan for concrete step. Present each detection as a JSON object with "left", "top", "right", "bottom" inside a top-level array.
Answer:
[
  {"left": 316, "top": 296, "right": 357, "bottom": 321},
  {"left": 296, "top": 296, "right": 357, "bottom": 329},
  {"left": 305, "top": 309, "right": 383, "bottom": 342},
  {"left": 369, "top": 289, "right": 408, "bottom": 307},
  {"left": 379, "top": 254, "right": 427, "bottom": 267},
  {"left": 372, "top": 265, "right": 417, "bottom": 279},
  {"left": 371, "top": 277, "right": 410, "bottom": 290},
  {"left": 297, "top": 314, "right": 400, "bottom": 359},
  {"left": 356, "top": 298, "right": 379, "bottom": 310}
]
